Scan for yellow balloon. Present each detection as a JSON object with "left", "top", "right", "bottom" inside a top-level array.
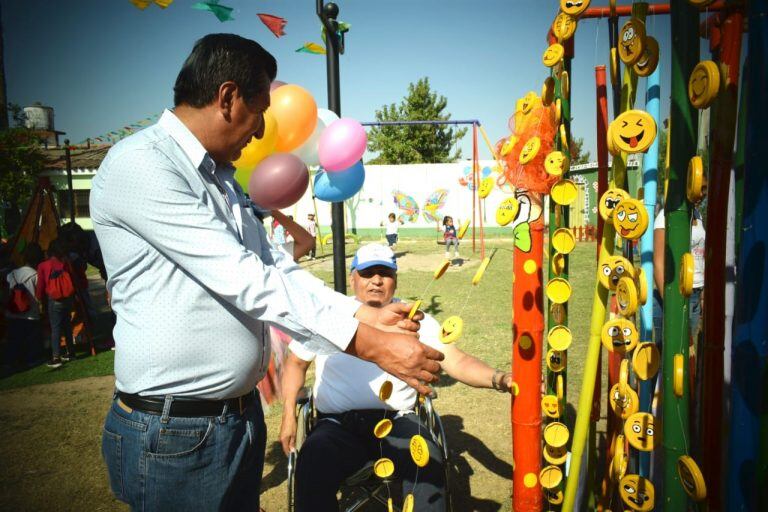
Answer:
[{"left": 233, "top": 110, "right": 278, "bottom": 190}]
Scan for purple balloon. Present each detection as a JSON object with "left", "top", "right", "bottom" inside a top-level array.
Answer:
[
  {"left": 270, "top": 80, "right": 287, "bottom": 92},
  {"left": 248, "top": 153, "right": 309, "bottom": 210},
  {"left": 318, "top": 118, "right": 368, "bottom": 172}
]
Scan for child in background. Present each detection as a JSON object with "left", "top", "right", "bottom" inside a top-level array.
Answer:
[
  {"left": 36, "top": 238, "right": 76, "bottom": 368},
  {"left": 306, "top": 213, "right": 317, "bottom": 260},
  {"left": 5, "top": 243, "right": 44, "bottom": 369},
  {"left": 443, "top": 215, "right": 459, "bottom": 261},
  {"left": 384, "top": 213, "right": 401, "bottom": 249}
]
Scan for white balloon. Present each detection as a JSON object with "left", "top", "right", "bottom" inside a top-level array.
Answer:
[
  {"left": 317, "top": 108, "right": 340, "bottom": 127},
  {"left": 291, "top": 117, "right": 326, "bottom": 167}
]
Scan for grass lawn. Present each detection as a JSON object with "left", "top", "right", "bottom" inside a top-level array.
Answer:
[{"left": 0, "top": 237, "right": 602, "bottom": 511}]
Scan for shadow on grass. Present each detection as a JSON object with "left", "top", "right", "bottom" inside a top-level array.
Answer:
[
  {"left": 260, "top": 441, "right": 288, "bottom": 493},
  {"left": 442, "top": 414, "right": 510, "bottom": 511}
]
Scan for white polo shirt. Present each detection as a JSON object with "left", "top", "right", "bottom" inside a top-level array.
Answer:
[{"left": 289, "top": 309, "right": 445, "bottom": 414}]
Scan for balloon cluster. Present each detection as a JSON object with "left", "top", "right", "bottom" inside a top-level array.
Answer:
[{"left": 233, "top": 81, "right": 368, "bottom": 209}]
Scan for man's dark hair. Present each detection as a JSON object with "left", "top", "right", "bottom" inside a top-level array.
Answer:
[{"left": 174, "top": 34, "right": 277, "bottom": 108}]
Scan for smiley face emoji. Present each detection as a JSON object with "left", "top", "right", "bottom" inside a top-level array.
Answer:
[
  {"left": 613, "top": 198, "right": 649, "bottom": 240},
  {"left": 688, "top": 60, "right": 721, "bottom": 109},
  {"left": 519, "top": 91, "right": 539, "bottom": 115},
  {"left": 609, "top": 383, "right": 639, "bottom": 419},
  {"left": 544, "top": 443, "right": 568, "bottom": 466},
  {"left": 560, "top": 0, "right": 590, "bottom": 17},
  {"left": 496, "top": 197, "right": 520, "bottom": 226},
  {"left": 478, "top": 176, "right": 495, "bottom": 199},
  {"left": 677, "top": 455, "right": 707, "bottom": 501},
  {"left": 633, "top": 36, "right": 659, "bottom": 77},
  {"left": 624, "top": 412, "right": 660, "bottom": 451},
  {"left": 439, "top": 316, "right": 463, "bottom": 344},
  {"left": 598, "top": 255, "right": 634, "bottom": 291},
  {"left": 611, "top": 110, "right": 657, "bottom": 153},
  {"left": 519, "top": 136, "right": 541, "bottom": 164},
  {"left": 601, "top": 318, "right": 639, "bottom": 354},
  {"left": 544, "top": 151, "right": 568, "bottom": 176},
  {"left": 552, "top": 12, "right": 577, "bottom": 41},
  {"left": 500, "top": 135, "right": 518, "bottom": 156},
  {"left": 598, "top": 188, "right": 629, "bottom": 221},
  {"left": 619, "top": 18, "right": 646, "bottom": 65},
  {"left": 619, "top": 474, "right": 655, "bottom": 511},
  {"left": 542, "top": 43, "right": 565, "bottom": 67},
  {"left": 541, "top": 395, "right": 561, "bottom": 419},
  {"left": 547, "top": 349, "right": 567, "bottom": 373}
]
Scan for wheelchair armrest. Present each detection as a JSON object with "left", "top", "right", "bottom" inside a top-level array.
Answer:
[{"left": 296, "top": 386, "right": 311, "bottom": 407}]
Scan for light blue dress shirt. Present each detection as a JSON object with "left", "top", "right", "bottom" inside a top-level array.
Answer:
[{"left": 90, "top": 110, "right": 360, "bottom": 399}]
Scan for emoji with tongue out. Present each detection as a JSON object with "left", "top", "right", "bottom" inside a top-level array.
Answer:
[
  {"left": 610, "top": 110, "right": 657, "bottom": 154},
  {"left": 612, "top": 198, "right": 649, "bottom": 240},
  {"left": 688, "top": 60, "right": 720, "bottom": 109}
]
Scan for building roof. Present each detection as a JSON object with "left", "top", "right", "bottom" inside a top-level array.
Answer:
[{"left": 43, "top": 145, "right": 111, "bottom": 171}]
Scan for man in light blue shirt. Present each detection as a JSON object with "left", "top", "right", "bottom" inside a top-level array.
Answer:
[{"left": 91, "top": 34, "right": 442, "bottom": 511}]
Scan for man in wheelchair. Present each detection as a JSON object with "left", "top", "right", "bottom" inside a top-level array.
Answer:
[{"left": 279, "top": 244, "right": 513, "bottom": 512}]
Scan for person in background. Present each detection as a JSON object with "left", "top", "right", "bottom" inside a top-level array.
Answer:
[
  {"left": 4, "top": 243, "right": 44, "bottom": 370},
  {"left": 272, "top": 217, "right": 287, "bottom": 252},
  {"left": 36, "top": 238, "right": 76, "bottom": 368},
  {"left": 305, "top": 213, "right": 317, "bottom": 259},
  {"left": 442, "top": 215, "right": 459, "bottom": 262},
  {"left": 383, "top": 212, "right": 401, "bottom": 250},
  {"left": 272, "top": 211, "right": 315, "bottom": 262}
]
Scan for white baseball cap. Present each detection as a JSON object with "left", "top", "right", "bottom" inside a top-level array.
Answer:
[{"left": 350, "top": 243, "right": 397, "bottom": 273}]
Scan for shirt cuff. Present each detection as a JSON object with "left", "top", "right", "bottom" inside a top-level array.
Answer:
[
  {"left": 288, "top": 340, "right": 316, "bottom": 362},
  {"left": 312, "top": 298, "right": 361, "bottom": 351}
]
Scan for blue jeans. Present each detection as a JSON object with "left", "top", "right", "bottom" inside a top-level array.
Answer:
[
  {"left": 102, "top": 393, "right": 266, "bottom": 511},
  {"left": 48, "top": 298, "right": 74, "bottom": 358},
  {"left": 5, "top": 318, "right": 42, "bottom": 366}
]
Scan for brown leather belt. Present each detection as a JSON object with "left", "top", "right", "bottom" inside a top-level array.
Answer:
[{"left": 117, "top": 390, "right": 258, "bottom": 417}]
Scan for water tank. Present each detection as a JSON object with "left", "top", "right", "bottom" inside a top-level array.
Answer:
[{"left": 23, "top": 103, "right": 54, "bottom": 131}]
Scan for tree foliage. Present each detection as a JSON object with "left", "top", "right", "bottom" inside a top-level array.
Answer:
[
  {"left": 570, "top": 136, "right": 591, "bottom": 165},
  {"left": 0, "top": 118, "right": 46, "bottom": 236},
  {"left": 367, "top": 78, "right": 467, "bottom": 164}
]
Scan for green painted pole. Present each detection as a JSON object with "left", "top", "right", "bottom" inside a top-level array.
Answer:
[{"left": 662, "top": 1, "right": 698, "bottom": 509}]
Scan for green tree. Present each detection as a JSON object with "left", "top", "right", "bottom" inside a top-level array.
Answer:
[
  {"left": 367, "top": 78, "right": 467, "bottom": 164},
  {"left": 570, "top": 136, "right": 591, "bottom": 165},
  {"left": 0, "top": 125, "right": 46, "bottom": 237}
]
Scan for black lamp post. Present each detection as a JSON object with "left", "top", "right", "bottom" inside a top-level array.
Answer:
[{"left": 316, "top": 1, "right": 346, "bottom": 294}]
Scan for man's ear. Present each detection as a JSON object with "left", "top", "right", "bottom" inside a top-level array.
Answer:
[{"left": 216, "top": 81, "right": 238, "bottom": 121}]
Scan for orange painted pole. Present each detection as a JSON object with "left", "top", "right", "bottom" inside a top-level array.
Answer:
[{"left": 472, "top": 123, "right": 478, "bottom": 254}]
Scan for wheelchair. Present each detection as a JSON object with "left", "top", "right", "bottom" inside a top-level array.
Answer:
[{"left": 287, "top": 387, "right": 451, "bottom": 512}]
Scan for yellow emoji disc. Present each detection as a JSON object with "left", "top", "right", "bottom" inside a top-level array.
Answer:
[
  {"left": 472, "top": 257, "right": 491, "bottom": 285},
  {"left": 559, "top": 123, "right": 568, "bottom": 150},
  {"left": 439, "top": 316, "right": 463, "bottom": 344},
  {"left": 613, "top": 198, "right": 649, "bottom": 240},
  {"left": 611, "top": 110, "right": 657, "bottom": 153},
  {"left": 619, "top": 18, "right": 647, "bottom": 66},
  {"left": 496, "top": 197, "right": 520, "bottom": 226},
  {"left": 599, "top": 188, "right": 630, "bottom": 221},
  {"left": 457, "top": 219, "right": 470, "bottom": 239},
  {"left": 542, "top": 394, "right": 561, "bottom": 419},
  {"left": 551, "top": 252, "right": 566, "bottom": 276},
  {"left": 543, "top": 421, "right": 570, "bottom": 448},
  {"left": 539, "top": 465, "right": 563, "bottom": 490},
  {"left": 679, "top": 252, "right": 694, "bottom": 297},
  {"left": 379, "top": 380, "right": 393, "bottom": 401},
  {"left": 546, "top": 278, "right": 572, "bottom": 304},
  {"left": 552, "top": 228, "right": 576, "bottom": 254},
  {"left": 548, "top": 324, "right": 572, "bottom": 351},
  {"left": 544, "top": 151, "right": 569, "bottom": 177},
  {"left": 519, "top": 136, "right": 541, "bottom": 164},
  {"left": 598, "top": 255, "right": 635, "bottom": 291},
  {"left": 544, "top": 488, "right": 564, "bottom": 505},
  {"left": 635, "top": 268, "right": 648, "bottom": 305},
  {"left": 409, "top": 434, "right": 430, "bottom": 467},
  {"left": 543, "top": 443, "right": 568, "bottom": 466},
  {"left": 560, "top": 70, "right": 570, "bottom": 97},
  {"left": 551, "top": 180, "right": 578, "bottom": 206},
  {"left": 601, "top": 317, "right": 639, "bottom": 354},
  {"left": 519, "top": 91, "right": 539, "bottom": 115},
  {"left": 542, "top": 76, "right": 556, "bottom": 106},
  {"left": 388, "top": 497, "right": 394, "bottom": 512},
  {"left": 633, "top": 36, "right": 659, "bottom": 77},
  {"left": 500, "top": 135, "right": 518, "bottom": 156},
  {"left": 606, "top": 121, "right": 621, "bottom": 156},
  {"left": 373, "top": 457, "right": 395, "bottom": 478},
  {"left": 554, "top": 99, "right": 562, "bottom": 126},
  {"left": 612, "top": 434, "right": 628, "bottom": 481},
  {"left": 674, "top": 353, "right": 685, "bottom": 397},
  {"left": 543, "top": 43, "right": 565, "bottom": 67},
  {"left": 687, "top": 155, "right": 705, "bottom": 203},
  {"left": 610, "top": 46, "right": 619, "bottom": 85},
  {"left": 547, "top": 349, "right": 567, "bottom": 373},
  {"left": 374, "top": 419, "right": 393, "bottom": 439},
  {"left": 560, "top": 0, "right": 590, "bottom": 17},
  {"left": 478, "top": 176, "right": 495, "bottom": 199},
  {"left": 624, "top": 412, "right": 661, "bottom": 452},
  {"left": 434, "top": 260, "right": 450, "bottom": 280},
  {"left": 677, "top": 455, "right": 707, "bottom": 501},
  {"left": 402, "top": 494, "right": 414, "bottom": 512},
  {"left": 552, "top": 12, "right": 578, "bottom": 42},
  {"left": 619, "top": 474, "right": 655, "bottom": 511},
  {"left": 689, "top": 60, "right": 720, "bottom": 109},
  {"left": 632, "top": 342, "right": 661, "bottom": 380},
  {"left": 610, "top": 383, "right": 640, "bottom": 420},
  {"left": 408, "top": 300, "right": 422, "bottom": 320},
  {"left": 617, "top": 276, "right": 639, "bottom": 317}
]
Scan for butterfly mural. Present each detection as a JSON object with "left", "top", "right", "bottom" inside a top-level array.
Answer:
[
  {"left": 458, "top": 166, "right": 492, "bottom": 190},
  {"left": 392, "top": 189, "right": 450, "bottom": 224}
]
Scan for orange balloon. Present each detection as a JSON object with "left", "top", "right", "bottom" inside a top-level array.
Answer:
[
  {"left": 233, "top": 110, "right": 278, "bottom": 190},
  {"left": 270, "top": 84, "right": 318, "bottom": 152}
]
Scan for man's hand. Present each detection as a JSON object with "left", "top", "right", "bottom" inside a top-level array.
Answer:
[
  {"left": 279, "top": 410, "right": 298, "bottom": 456},
  {"left": 346, "top": 323, "right": 443, "bottom": 396},
  {"left": 355, "top": 302, "right": 423, "bottom": 334}
]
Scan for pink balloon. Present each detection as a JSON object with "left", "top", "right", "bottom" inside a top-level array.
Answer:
[
  {"left": 248, "top": 153, "right": 309, "bottom": 210},
  {"left": 318, "top": 118, "right": 367, "bottom": 172},
  {"left": 270, "top": 80, "right": 287, "bottom": 92}
]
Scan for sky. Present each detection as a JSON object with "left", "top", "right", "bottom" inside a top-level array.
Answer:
[{"left": 2, "top": 0, "right": 678, "bottom": 162}]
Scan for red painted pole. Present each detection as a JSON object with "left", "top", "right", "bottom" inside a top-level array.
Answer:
[
  {"left": 700, "top": 6, "right": 744, "bottom": 510},
  {"left": 595, "top": 66, "right": 609, "bottom": 260},
  {"left": 580, "top": 1, "right": 725, "bottom": 19},
  {"left": 473, "top": 122, "right": 485, "bottom": 259}
]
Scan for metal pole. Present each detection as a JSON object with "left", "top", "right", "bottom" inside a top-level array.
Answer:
[
  {"left": 64, "top": 138, "right": 74, "bottom": 223},
  {"left": 316, "top": 1, "right": 345, "bottom": 294}
]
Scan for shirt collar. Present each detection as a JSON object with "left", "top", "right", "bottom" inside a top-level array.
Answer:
[{"left": 158, "top": 109, "right": 220, "bottom": 176}]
